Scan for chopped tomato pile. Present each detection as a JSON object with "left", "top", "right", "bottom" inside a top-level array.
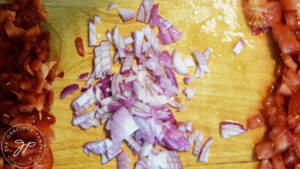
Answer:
[
  {"left": 243, "top": 0, "right": 300, "bottom": 168},
  {"left": 0, "top": 0, "right": 57, "bottom": 168}
]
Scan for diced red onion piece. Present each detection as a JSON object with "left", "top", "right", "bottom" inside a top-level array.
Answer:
[
  {"left": 167, "top": 151, "right": 183, "bottom": 169},
  {"left": 83, "top": 139, "right": 107, "bottom": 156},
  {"left": 183, "top": 76, "right": 194, "bottom": 84},
  {"left": 233, "top": 38, "right": 245, "bottom": 55},
  {"left": 124, "top": 36, "right": 134, "bottom": 46},
  {"left": 150, "top": 4, "right": 159, "bottom": 28},
  {"left": 89, "top": 19, "right": 97, "bottom": 46},
  {"left": 126, "top": 136, "right": 142, "bottom": 155},
  {"left": 134, "top": 117, "right": 155, "bottom": 143},
  {"left": 133, "top": 30, "right": 144, "bottom": 58},
  {"left": 117, "top": 7, "right": 136, "bottom": 21},
  {"left": 220, "top": 122, "right": 247, "bottom": 138},
  {"left": 78, "top": 72, "right": 89, "bottom": 81},
  {"left": 178, "top": 122, "right": 188, "bottom": 139},
  {"left": 157, "top": 17, "right": 182, "bottom": 45},
  {"left": 147, "top": 149, "right": 168, "bottom": 168},
  {"left": 140, "top": 141, "right": 153, "bottom": 157},
  {"left": 188, "top": 130, "right": 199, "bottom": 145},
  {"left": 193, "top": 49, "right": 211, "bottom": 79},
  {"left": 94, "top": 40, "right": 111, "bottom": 78},
  {"left": 198, "top": 137, "right": 213, "bottom": 162},
  {"left": 94, "top": 14, "right": 101, "bottom": 24},
  {"left": 106, "top": 30, "right": 113, "bottom": 43},
  {"left": 112, "top": 26, "right": 126, "bottom": 58},
  {"left": 72, "top": 105, "right": 100, "bottom": 126},
  {"left": 193, "top": 133, "right": 204, "bottom": 156},
  {"left": 121, "top": 53, "right": 134, "bottom": 73},
  {"left": 135, "top": 157, "right": 148, "bottom": 169},
  {"left": 186, "top": 121, "right": 193, "bottom": 133},
  {"left": 111, "top": 107, "right": 139, "bottom": 143},
  {"left": 143, "top": 25, "right": 161, "bottom": 54},
  {"left": 101, "top": 113, "right": 113, "bottom": 124},
  {"left": 72, "top": 87, "right": 97, "bottom": 115},
  {"left": 172, "top": 50, "right": 189, "bottom": 75},
  {"left": 107, "top": 2, "right": 117, "bottom": 11},
  {"left": 184, "top": 56, "right": 196, "bottom": 67},
  {"left": 60, "top": 84, "right": 79, "bottom": 99},
  {"left": 159, "top": 122, "right": 190, "bottom": 151},
  {"left": 117, "top": 152, "right": 131, "bottom": 169},
  {"left": 183, "top": 88, "right": 196, "bottom": 100},
  {"left": 137, "top": 0, "right": 154, "bottom": 23}
]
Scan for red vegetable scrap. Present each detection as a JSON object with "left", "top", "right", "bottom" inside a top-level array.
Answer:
[
  {"left": 57, "top": 71, "right": 65, "bottom": 78},
  {"left": 75, "top": 37, "right": 85, "bottom": 57}
]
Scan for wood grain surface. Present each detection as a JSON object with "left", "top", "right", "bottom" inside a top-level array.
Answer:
[{"left": 44, "top": 0, "right": 277, "bottom": 168}]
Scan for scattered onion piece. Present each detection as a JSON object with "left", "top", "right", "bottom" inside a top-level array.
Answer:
[
  {"left": 89, "top": 19, "right": 97, "bottom": 46},
  {"left": 60, "top": 84, "right": 79, "bottom": 99},
  {"left": 117, "top": 7, "right": 136, "bottom": 21},
  {"left": 183, "top": 88, "right": 196, "bottom": 100},
  {"left": 184, "top": 56, "right": 196, "bottom": 67},
  {"left": 107, "top": 2, "right": 117, "bottom": 11},
  {"left": 94, "top": 14, "right": 101, "bottom": 24},
  {"left": 198, "top": 137, "right": 213, "bottom": 162},
  {"left": 233, "top": 38, "right": 245, "bottom": 55},
  {"left": 78, "top": 72, "right": 89, "bottom": 81},
  {"left": 220, "top": 122, "right": 247, "bottom": 138},
  {"left": 172, "top": 50, "right": 189, "bottom": 75}
]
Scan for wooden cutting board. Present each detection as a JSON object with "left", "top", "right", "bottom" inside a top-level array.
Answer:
[{"left": 44, "top": 0, "right": 277, "bottom": 168}]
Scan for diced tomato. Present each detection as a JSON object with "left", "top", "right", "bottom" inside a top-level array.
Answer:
[
  {"left": 25, "top": 25, "right": 41, "bottom": 38},
  {"left": 283, "top": 149, "right": 297, "bottom": 166},
  {"left": 283, "top": 69, "right": 300, "bottom": 93},
  {"left": 75, "top": 37, "right": 85, "bottom": 57},
  {"left": 272, "top": 155, "right": 286, "bottom": 169},
  {"left": 272, "top": 23, "right": 300, "bottom": 55},
  {"left": 247, "top": 114, "right": 265, "bottom": 130},
  {"left": 256, "top": 141, "right": 275, "bottom": 160},
  {"left": 264, "top": 2, "right": 282, "bottom": 27},
  {"left": 288, "top": 91, "right": 300, "bottom": 115},
  {"left": 260, "top": 159, "right": 273, "bottom": 169},
  {"left": 284, "top": 11, "right": 297, "bottom": 31},
  {"left": 269, "top": 127, "right": 294, "bottom": 153},
  {"left": 4, "top": 21, "right": 25, "bottom": 39},
  {"left": 283, "top": 55, "right": 297, "bottom": 71},
  {"left": 294, "top": 134, "right": 300, "bottom": 158},
  {"left": 280, "top": 0, "right": 298, "bottom": 11}
]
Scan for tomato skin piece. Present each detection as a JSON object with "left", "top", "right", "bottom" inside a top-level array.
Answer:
[
  {"left": 269, "top": 127, "right": 294, "bottom": 153},
  {"left": 247, "top": 114, "right": 265, "bottom": 130},
  {"left": 256, "top": 141, "right": 275, "bottom": 160},
  {"left": 75, "top": 37, "right": 85, "bottom": 57},
  {"left": 272, "top": 155, "right": 286, "bottom": 169}
]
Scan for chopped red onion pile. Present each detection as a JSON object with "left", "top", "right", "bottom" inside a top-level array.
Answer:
[{"left": 68, "top": 0, "right": 216, "bottom": 168}]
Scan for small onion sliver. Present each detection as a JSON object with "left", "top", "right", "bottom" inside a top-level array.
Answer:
[
  {"left": 198, "top": 137, "right": 213, "bottom": 162},
  {"left": 60, "top": 84, "right": 79, "bottom": 99},
  {"left": 78, "top": 72, "right": 89, "bottom": 81}
]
